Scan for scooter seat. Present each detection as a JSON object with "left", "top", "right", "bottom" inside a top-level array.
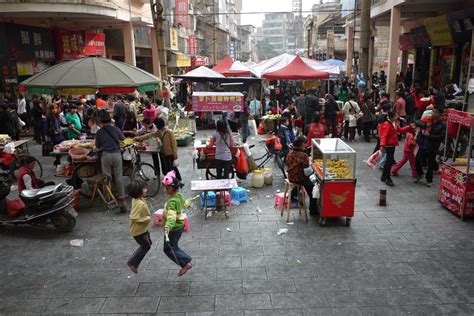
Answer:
[{"left": 20, "top": 185, "right": 60, "bottom": 200}]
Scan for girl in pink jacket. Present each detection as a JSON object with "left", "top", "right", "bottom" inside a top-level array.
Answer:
[{"left": 391, "top": 127, "right": 417, "bottom": 177}]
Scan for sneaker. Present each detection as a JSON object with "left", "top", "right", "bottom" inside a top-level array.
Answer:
[
  {"left": 381, "top": 176, "right": 386, "bottom": 183},
  {"left": 386, "top": 179, "right": 395, "bottom": 187},
  {"left": 127, "top": 262, "right": 138, "bottom": 274},
  {"left": 178, "top": 262, "right": 193, "bottom": 277}
]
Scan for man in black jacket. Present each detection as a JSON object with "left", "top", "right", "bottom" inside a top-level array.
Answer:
[
  {"left": 303, "top": 89, "right": 319, "bottom": 130},
  {"left": 415, "top": 107, "right": 446, "bottom": 187},
  {"left": 404, "top": 88, "right": 416, "bottom": 123}
]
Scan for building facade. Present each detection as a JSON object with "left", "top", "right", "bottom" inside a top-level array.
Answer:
[{"left": 257, "top": 12, "right": 297, "bottom": 56}]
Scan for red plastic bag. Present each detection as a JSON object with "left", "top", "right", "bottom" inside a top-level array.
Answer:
[
  {"left": 7, "top": 199, "right": 25, "bottom": 219},
  {"left": 258, "top": 123, "right": 266, "bottom": 135},
  {"left": 235, "top": 150, "right": 249, "bottom": 175},
  {"left": 366, "top": 150, "right": 382, "bottom": 169}
]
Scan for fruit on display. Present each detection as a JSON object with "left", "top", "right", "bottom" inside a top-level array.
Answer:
[
  {"left": 168, "top": 112, "right": 177, "bottom": 122},
  {"left": 174, "top": 127, "right": 193, "bottom": 139},
  {"left": 314, "top": 159, "right": 351, "bottom": 179},
  {"left": 0, "top": 135, "right": 11, "bottom": 144},
  {"left": 267, "top": 114, "right": 281, "bottom": 120}
]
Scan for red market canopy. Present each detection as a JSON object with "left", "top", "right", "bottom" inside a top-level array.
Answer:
[
  {"left": 212, "top": 56, "right": 259, "bottom": 77},
  {"left": 262, "top": 56, "right": 330, "bottom": 80}
]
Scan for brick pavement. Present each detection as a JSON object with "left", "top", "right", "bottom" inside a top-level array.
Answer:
[{"left": 1, "top": 133, "right": 474, "bottom": 315}]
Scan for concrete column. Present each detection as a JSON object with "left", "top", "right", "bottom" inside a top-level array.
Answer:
[
  {"left": 401, "top": 50, "right": 408, "bottom": 75},
  {"left": 122, "top": 22, "right": 136, "bottom": 66},
  {"left": 387, "top": 5, "right": 401, "bottom": 96},
  {"left": 368, "top": 35, "right": 375, "bottom": 85},
  {"left": 150, "top": 27, "right": 161, "bottom": 77},
  {"left": 346, "top": 26, "right": 354, "bottom": 76},
  {"left": 359, "top": 0, "right": 371, "bottom": 77}
]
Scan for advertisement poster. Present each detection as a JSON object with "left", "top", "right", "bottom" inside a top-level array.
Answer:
[
  {"left": 321, "top": 181, "right": 355, "bottom": 218},
  {"left": 170, "top": 28, "right": 179, "bottom": 51},
  {"left": 192, "top": 92, "right": 244, "bottom": 112},
  {"left": 84, "top": 32, "right": 105, "bottom": 56},
  {"left": 175, "top": 0, "right": 189, "bottom": 27},
  {"left": 439, "top": 164, "right": 466, "bottom": 216}
]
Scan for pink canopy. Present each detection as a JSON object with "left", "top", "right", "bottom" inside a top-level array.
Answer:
[
  {"left": 262, "top": 56, "right": 329, "bottom": 80},
  {"left": 212, "top": 56, "right": 258, "bottom": 77}
]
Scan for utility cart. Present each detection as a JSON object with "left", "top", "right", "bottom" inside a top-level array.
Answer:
[{"left": 311, "top": 138, "right": 356, "bottom": 226}]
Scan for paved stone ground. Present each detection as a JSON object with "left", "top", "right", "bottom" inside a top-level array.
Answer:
[{"left": 1, "top": 131, "right": 474, "bottom": 315}]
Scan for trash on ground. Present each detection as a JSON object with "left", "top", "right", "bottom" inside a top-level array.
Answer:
[
  {"left": 226, "top": 227, "right": 232, "bottom": 232},
  {"left": 276, "top": 189, "right": 281, "bottom": 193},
  {"left": 337, "top": 242, "right": 342, "bottom": 245},
  {"left": 297, "top": 259, "right": 302, "bottom": 264},
  {"left": 266, "top": 195, "right": 271, "bottom": 198},
  {"left": 102, "top": 257, "right": 106, "bottom": 260},
  {"left": 277, "top": 228, "right": 288, "bottom": 235},
  {"left": 287, "top": 222, "right": 294, "bottom": 225},
  {"left": 70, "top": 239, "right": 84, "bottom": 247},
  {"left": 257, "top": 207, "right": 262, "bottom": 213}
]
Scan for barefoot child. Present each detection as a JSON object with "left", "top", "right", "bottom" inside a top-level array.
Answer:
[
  {"left": 162, "top": 171, "right": 192, "bottom": 276},
  {"left": 127, "top": 181, "right": 152, "bottom": 274}
]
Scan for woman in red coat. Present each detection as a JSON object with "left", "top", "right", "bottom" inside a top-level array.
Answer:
[
  {"left": 379, "top": 111, "right": 412, "bottom": 186},
  {"left": 305, "top": 112, "right": 326, "bottom": 147}
]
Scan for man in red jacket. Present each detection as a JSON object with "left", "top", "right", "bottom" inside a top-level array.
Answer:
[{"left": 379, "top": 111, "right": 412, "bottom": 186}]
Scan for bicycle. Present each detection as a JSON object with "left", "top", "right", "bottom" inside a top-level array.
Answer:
[
  {"left": 1, "top": 147, "right": 43, "bottom": 181},
  {"left": 71, "top": 144, "right": 160, "bottom": 198}
]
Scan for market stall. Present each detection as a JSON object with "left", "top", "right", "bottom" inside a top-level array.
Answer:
[
  {"left": 311, "top": 138, "right": 356, "bottom": 226},
  {"left": 439, "top": 109, "right": 474, "bottom": 219}
]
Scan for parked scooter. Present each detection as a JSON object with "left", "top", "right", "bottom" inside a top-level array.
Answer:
[{"left": 0, "top": 173, "right": 77, "bottom": 232}]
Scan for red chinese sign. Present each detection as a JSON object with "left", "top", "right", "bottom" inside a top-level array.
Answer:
[
  {"left": 57, "top": 30, "right": 105, "bottom": 61},
  {"left": 188, "top": 35, "right": 196, "bottom": 55},
  {"left": 439, "top": 164, "right": 472, "bottom": 217},
  {"left": 192, "top": 56, "right": 208, "bottom": 67},
  {"left": 321, "top": 180, "right": 355, "bottom": 218},
  {"left": 447, "top": 109, "right": 474, "bottom": 127},
  {"left": 84, "top": 32, "right": 105, "bottom": 56},
  {"left": 399, "top": 34, "right": 414, "bottom": 51},
  {"left": 192, "top": 92, "right": 244, "bottom": 112},
  {"left": 175, "top": 0, "right": 189, "bottom": 27}
]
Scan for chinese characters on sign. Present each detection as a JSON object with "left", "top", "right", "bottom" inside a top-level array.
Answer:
[
  {"left": 170, "top": 28, "right": 179, "bottom": 51},
  {"left": 175, "top": 0, "right": 189, "bottom": 27},
  {"left": 57, "top": 30, "right": 105, "bottom": 60},
  {"left": 192, "top": 92, "right": 244, "bottom": 112},
  {"left": 84, "top": 32, "right": 105, "bottom": 55},
  {"left": 188, "top": 35, "right": 196, "bottom": 55}
]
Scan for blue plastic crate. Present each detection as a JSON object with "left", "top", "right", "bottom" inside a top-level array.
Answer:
[
  {"left": 231, "top": 187, "right": 248, "bottom": 202},
  {"left": 200, "top": 191, "right": 216, "bottom": 207}
]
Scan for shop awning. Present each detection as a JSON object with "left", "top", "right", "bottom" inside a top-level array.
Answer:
[
  {"left": 212, "top": 56, "right": 259, "bottom": 77},
  {"left": 262, "top": 56, "right": 330, "bottom": 80}
]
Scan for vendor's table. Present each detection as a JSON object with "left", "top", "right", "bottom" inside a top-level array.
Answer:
[
  {"left": 190, "top": 179, "right": 238, "bottom": 219},
  {"left": 0, "top": 139, "right": 30, "bottom": 155}
]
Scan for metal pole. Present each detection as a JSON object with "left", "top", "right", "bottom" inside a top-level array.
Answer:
[
  {"left": 213, "top": 0, "right": 218, "bottom": 65},
  {"left": 359, "top": 0, "right": 371, "bottom": 78}
]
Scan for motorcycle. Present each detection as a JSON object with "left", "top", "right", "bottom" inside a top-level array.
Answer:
[{"left": 0, "top": 174, "right": 77, "bottom": 232}]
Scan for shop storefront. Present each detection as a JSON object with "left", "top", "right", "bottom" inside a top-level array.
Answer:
[{"left": 167, "top": 52, "right": 191, "bottom": 75}]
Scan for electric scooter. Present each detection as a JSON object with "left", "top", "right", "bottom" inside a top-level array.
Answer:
[{"left": 0, "top": 174, "right": 77, "bottom": 232}]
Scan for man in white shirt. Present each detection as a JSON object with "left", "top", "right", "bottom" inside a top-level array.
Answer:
[{"left": 17, "top": 93, "right": 28, "bottom": 131}]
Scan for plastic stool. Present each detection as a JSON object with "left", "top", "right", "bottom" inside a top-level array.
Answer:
[
  {"left": 231, "top": 187, "right": 248, "bottom": 202},
  {"left": 281, "top": 179, "right": 308, "bottom": 223},
  {"left": 200, "top": 191, "right": 216, "bottom": 207}
]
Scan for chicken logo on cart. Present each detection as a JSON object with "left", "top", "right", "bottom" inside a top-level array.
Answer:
[
  {"left": 330, "top": 191, "right": 350, "bottom": 208},
  {"left": 192, "top": 92, "right": 244, "bottom": 112}
]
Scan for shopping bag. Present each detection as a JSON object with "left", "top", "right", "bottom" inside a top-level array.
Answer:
[
  {"left": 258, "top": 122, "right": 266, "bottom": 135},
  {"left": 249, "top": 119, "right": 257, "bottom": 136},
  {"left": 366, "top": 150, "right": 382, "bottom": 169},
  {"left": 235, "top": 150, "right": 249, "bottom": 175},
  {"left": 42, "top": 140, "right": 54, "bottom": 157}
]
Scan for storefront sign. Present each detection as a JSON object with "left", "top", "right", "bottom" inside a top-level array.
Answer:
[
  {"left": 16, "top": 61, "right": 33, "bottom": 76},
  {"left": 175, "top": 0, "right": 189, "bottom": 27},
  {"left": 192, "top": 92, "right": 244, "bottom": 112},
  {"left": 176, "top": 54, "right": 191, "bottom": 67},
  {"left": 424, "top": 15, "right": 453, "bottom": 47},
  {"left": 170, "top": 28, "right": 179, "bottom": 51},
  {"left": 188, "top": 35, "right": 196, "bottom": 55},
  {"left": 399, "top": 34, "right": 414, "bottom": 51},
  {"left": 84, "top": 32, "right": 105, "bottom": 56},
  {"left": 191, "top": 56, "right": 208, "bottom": 67},
  {"left": 229, "top": 41, "right": 236, "bottom": 60},
  {"left": 57, "top": 29, "right": 85, "bottom": 60},
  {"left": 7, "top": 23, "right": 55, "bottom": 61},
  {"left": 447, "top": 8, "right": 474, "bottom": 43}
]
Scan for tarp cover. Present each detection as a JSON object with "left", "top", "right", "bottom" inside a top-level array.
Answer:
[{"left": 262, "top": 56, "right": 330, "bottom": 80}]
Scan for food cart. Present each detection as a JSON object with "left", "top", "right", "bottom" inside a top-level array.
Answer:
[
  {"left": 311, "top": 138, "right": 356, "bottom": 226},
  {"left": 439, "top": 109, "right": 474, "bottom": 219}
]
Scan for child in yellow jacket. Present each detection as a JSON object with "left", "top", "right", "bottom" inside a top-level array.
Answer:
[
  {"left": 127, "top": 181, "right": 151, "bottom": 274},
  {"left": 162, "top": 171, "right": 192, "bottom": 276}
]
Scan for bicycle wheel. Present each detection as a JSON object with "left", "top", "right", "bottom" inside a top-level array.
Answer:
[
  {"left": 10, "top": 156, "right": 43, "bottom": 181},
  {"left": 70, "top": 163, "right": 100, "bottom": 198},
  {"left": 132, "top": 162, "right": 160, "bottom": 197}
]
